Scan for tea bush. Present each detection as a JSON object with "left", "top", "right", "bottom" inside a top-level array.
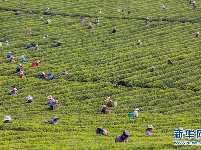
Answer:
[{"left": 1, "top": 0, "right": 201, "bottom": 149}]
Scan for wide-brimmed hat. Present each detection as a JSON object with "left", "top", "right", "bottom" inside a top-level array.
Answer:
[
  {"left": 147, "top": 125, "right": 154, "bottom": 129},
  {"left": 122, "top": 130, "right": 130, "bottom": 136},
  {"left": 13, "top": 88, "right": 17, "bottom": 91},
  {"left": 106, "top": 97, "right": 110, "bottom": 100},
  {"left": 135, "top": 108, "right": 140, "bottom": 111},
  {"left": 178, "top": 127, "right": 183, "bottom": 130},
  {"left": 26, "top": 95, "right": 32, "bottom": 99},
  {"left": 102, "top": 105, "right": 106, "bottom": 108},
  {"left": 4, "top": 116, "right": 11, "bottom": 121},
  {"left": 8, "top": 51, "right": 11, "bottom": 53},
  {"left": 47, "top": 95, "right": 53, "bottom": 99},
  {"left": 53, "top": 116, "right": 59, "bottom": 120}
]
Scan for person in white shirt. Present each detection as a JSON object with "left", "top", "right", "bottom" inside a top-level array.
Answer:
[
  {"left": 133, "top": 108, "right": 140, "bottom": 117},
  {"left": 4, "top": 116, "right": 12, "bottom": 123},
  {"left": 46, "top": 7, "right": 49, "bottom": 13},
  {"left": 98, "top": 9, "right": 101, "bottom": 13},
  {"left": 5, "top": 41, "right": 9, "bottom": 46},
  {"left": 162, "top": 5, "right": 165, "bottom": 10}
]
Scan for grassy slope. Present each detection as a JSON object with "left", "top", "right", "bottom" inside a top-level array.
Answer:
[{"left": 0, "top": 0, "right": 201, "bottom": 149}]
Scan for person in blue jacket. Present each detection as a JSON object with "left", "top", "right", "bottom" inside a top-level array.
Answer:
[
  {"left": 56, "top": 41, "right": 61, "bottom": 46},
  {"left": 44, "top": 116, "right": 59, "bottom": 124},
  {"left": 48, "top": 101, "right": 58, "bottom": 110},
  {"left": 26, "top": 43, "right": 31, "bottom": 49},
  {"left": 40, "top": 72, "right": 46, "bottom": 79},
  {"left": 7, "top": 51, "right": 11, "bottom": 58},
  {"left": 21, "top": 55, "right": 26, "bottom": 63},
  {"left": 16, "top": 64, "right": 22, "bottom": 72},
  {"left": 9, "top": 88, "right": 17, "bottom": 95}
]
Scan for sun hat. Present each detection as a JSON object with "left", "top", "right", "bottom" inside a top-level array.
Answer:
[
  {"left": 26, "top": 95, "right": 32, "bottom": 99},
  {"left": 4, "top": 116, "right": 11, "bottom": 121},
  {"left": 53, "top": 116, "right": 59, "bottom": 120},
  {"left": 135, "top": 108, "right": 140, "bottom": 111},
  {"left": 47, "top": 95, "right": 53, "bottom": 99},
  {"left": 106, "top": 97, "right": 110, "bottom": 100},
  {"left": 102, "top": 105, "right": 106, "bottom": 108},
  {"left": 178, "top": 127, "right": 183, "bottom": 130},
  {"left": 13, "top": 88, "right": 17, "bottom": 91},
  {"left": 147, "top": 125, "right": 154, "bottom": 129},
  {"left": 122, "top": 130, "right": 130, "bottom": 136}
]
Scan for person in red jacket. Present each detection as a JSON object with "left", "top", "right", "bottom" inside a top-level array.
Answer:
[{"left": 19, "top": 71, "right": 25, "bottom": 78}]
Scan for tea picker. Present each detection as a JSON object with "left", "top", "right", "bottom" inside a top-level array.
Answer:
[
  {"left": 133, "top": 108, "right": 140, "bottom": 117},
  {"left": 146, "top": 125, "right": 154, "bottom": 135},
  {"left": 44, "top": 116, "right": 59, "bottom": 124},
  {"left": 26, "top": 95, "right": 34, "bottom": 103},
  {"left": 9, "top": 88, "right": 17, "bottom": 95},
  {"left": 21, "top": 55, "right": 26, "bottom": 63},
  {"left": 100, "top": 105, "right": 110, "bottom": 114},
  {"left": 16, "top": 64, "right": 22, "bottom": 72},
  {"left": 7, "top": 51, "right": 11, "bottom": 58},
  {"left": 115, "top": 130, "right": 130, "bottom": 143},
  {"left": 3, "top": 116, "right": 12, "bottom": 123},
  {"left": 96, "top": 127, "right": 108, "bottom": 135},
  {"left": 40, "top": 72, "right": 46, "bottom": 79}
]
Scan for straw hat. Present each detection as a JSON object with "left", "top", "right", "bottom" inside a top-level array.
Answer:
[
  {"left": 4, "top": 116, "right": 11, "bottom": 121},
  {"left": 147, "top": 125, "right": 154, "bottom": 129},
  {"left": 102, "top": 105, "right": 106, "bottom": 108}
]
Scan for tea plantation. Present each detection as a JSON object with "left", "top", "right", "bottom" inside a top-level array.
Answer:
[{"left": 0, "top": 0, "right": 201, "bottom": 149}]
